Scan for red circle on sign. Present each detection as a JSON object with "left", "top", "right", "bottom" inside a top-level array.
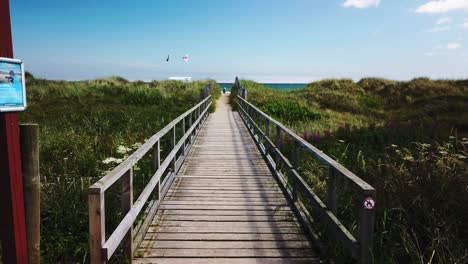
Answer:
[{"left": 363, "top": 197, "right": 376, "bottom": 210}]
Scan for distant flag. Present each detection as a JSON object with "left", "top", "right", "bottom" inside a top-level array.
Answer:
[
  {"left": 166, "top": 54, "right": 170, "bottom": 62},
  {"left": 182, "top": 54, "right": 189, "bottom": 62}
]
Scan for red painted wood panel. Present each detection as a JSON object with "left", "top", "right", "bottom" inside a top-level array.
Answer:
[{"left": 0, "top": 0, "right": 29, "bottom": 263}]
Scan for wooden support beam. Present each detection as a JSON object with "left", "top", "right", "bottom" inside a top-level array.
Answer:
[
  {"left": 20, "top": 124, "right": 41, "bottom": 264},
  {"left": 88, "top": 189, "right": 105, "bottom": 264},
  {"left": 0, "top": 1, "right": 28, "bottom": 261}
]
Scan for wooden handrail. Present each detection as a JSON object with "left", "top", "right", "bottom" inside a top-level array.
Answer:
[
  {"left": 88, "top": 91, "right": 212, "bottom": 263},
  {"left": 236, "top": 94, "right": 376, "bottom": 264}
]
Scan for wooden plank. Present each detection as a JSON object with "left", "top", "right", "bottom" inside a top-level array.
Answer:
[
  {"left": 160, "top": 210, "right": 292, "bottom": 216},
  {"left": 136, "top": 248, "right": 317, "bottom": 258},
  {"left": 159, "top": 205, "right": 291, "bottom": 211},
  {"left": 139, "top": 240, "right": 311, "bottom": 249},
  {"left": 134, "top": 258, "right": 321, "bottom": 264},
  {"left": 151, "top": 214, "right": 297, "bottom": 222},
  {"left": 166, "top": 190, "right": 281, "bottom": 194},
  {"left": 165, "top": 194, "right": 285, "bottom": 198},
  {"left": 169, "top": 187, "right": 280, "bottom": 191},
  {"left": 175, "top": 178, "right": 275, "bottom": 183},
  {"left": 153, "top": 221, "right": 299, "bottom": 228},
  {"left": 176, "top": 175, "right": 273, "bottom": 178},
  {"left": 143, "top": 232, "right": 309, "bottom": 241},
  {"left": 163, "top": 197, "right": 287, "bottom": 202},
  {"left": 173, "top": 182, "right": 278, "bottom": 186},
  {"left": 161, "top": 201, "right": 287, "bottom": 206},
  {"left": 149, "top": 227, "right": 304, "bottom": 235}
]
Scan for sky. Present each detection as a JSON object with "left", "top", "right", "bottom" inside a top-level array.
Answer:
[{"left": 8, "top": 0, "right": 468, "bottom": 83}]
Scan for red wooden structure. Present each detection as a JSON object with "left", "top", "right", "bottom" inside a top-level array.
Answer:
[{"left": 0, "top": 0, "right": 29, "bottom": 263}]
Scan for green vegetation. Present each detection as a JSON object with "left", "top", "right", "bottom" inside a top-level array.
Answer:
[
  {"left": 18, "top": 75, "right": 219, "bottom": 263},
  {"left": 238, "top": 78, "right": 468, "bottom": 263}
]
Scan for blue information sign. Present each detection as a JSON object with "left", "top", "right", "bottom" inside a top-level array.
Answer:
[{"left": 0, "top": 58, "right": 26, "bottom": 112}]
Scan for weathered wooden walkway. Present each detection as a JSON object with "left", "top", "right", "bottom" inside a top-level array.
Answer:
[{"left": 134, "top": 94, "right": 319, "bottom": 263}]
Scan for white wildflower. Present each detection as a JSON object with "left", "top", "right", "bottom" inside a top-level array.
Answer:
[
  {"left": 449, "top": 136, "right": 456, "bottom": 139},
  {"left": 117, "top": 145, "right": 132, "bottom": 154},
  {"left": 404, "top": 156, "right": 414, "bottom": 161},
  {"left": 102, "top": 157, "right": 118, "bottom": 164},
  {"left": 132, "top": 142, "right": 142, "bottom": 149},
  {"left": 439, "top": 151, "right": 448, "bottom": 155},
  {"left": 456, "top": 154, "right": 467, "bottom": 160},
  {"left": 338, "top": 140, "right": 345, "bottom": 143},
  {"left": 391, "top": 144, "right": 398, "bottom": 148}
]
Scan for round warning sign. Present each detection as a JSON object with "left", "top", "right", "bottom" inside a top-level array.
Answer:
[{"left": 363, "top": 197, "right": 376, "bottom": 210}]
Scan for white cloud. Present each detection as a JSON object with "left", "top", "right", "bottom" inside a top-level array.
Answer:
[
  {"left": 426, "top": 42, "right": 463, "bottom": 56},
  {"left": 427, "top": 25, "right": 452, "bottom": 32},
  {"left": 343, "top": 0, "right": 381, "bottom": 8},
  {"left": 426, "top": 17, "right": 452, "bottom": 32},
  {"left": 415, "top": 0, "right": 468, "bottom": 14},
  {"left": 437, "top": 17, "right": 452, "bottom": 24},
  {"left": 463, "top": 19, "right": 468, "bottom": 27},
  {"left": 447, "top": 42, "right": 462, "bottom": 49}
]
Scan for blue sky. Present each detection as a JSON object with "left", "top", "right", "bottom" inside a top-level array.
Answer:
[{"left": 9, "top": 0, "right": 468, "bottom": 82}]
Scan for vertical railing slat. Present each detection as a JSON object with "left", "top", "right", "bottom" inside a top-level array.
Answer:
[
  {"left": 153, "top": 141, "right": 161, "bottom": 201},
  {"left": 181, "top": 118, "right": 186, "bottom": 156},
  {"left": 121, "top": 168, "right": 133, "bottom": 260},
  {"left": 189, "top": 112, "right": 193, "bottom": 144},
  {"left": 275, "top": 125, "right": 281, "bottom": 170},
  {"left": 291, "top": 141, "right": 300, "bottom": 201},
  {"left": 171, "top": 126, "right": 176, "bottom": 173},
  {"left": 328, "top": 167, "right": 337, "bottom": 215}
]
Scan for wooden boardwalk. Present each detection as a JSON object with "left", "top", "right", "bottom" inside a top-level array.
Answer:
[{"left": 134, "top": 94, "right": 320, "bottom": 263}]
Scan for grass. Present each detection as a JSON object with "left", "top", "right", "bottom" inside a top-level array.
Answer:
[
  {"left": 237, "top": 78, "right": 468, "bottom": 263},
  {"left": 16, "top": 74, "right": 220, "bottom": 263}
]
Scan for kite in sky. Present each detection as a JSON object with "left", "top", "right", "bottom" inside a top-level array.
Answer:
[
  {"left": 183, "top": 54, "right": 189, "bottom": 62},
  {"left": 166, "top": 55, "right": 169, "bottom": 62}
]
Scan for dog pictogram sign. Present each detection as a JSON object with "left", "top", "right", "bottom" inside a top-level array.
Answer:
[{"left": 363, "top": 197, "right": 376, "bottom": 210}]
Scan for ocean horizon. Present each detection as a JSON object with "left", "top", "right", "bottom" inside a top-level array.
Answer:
[{"left": 218, "top": 83, "right": 307, "bottom": 91}]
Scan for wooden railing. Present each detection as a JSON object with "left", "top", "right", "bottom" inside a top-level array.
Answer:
[
  {"left": 88, "top": 92, "right": 212, "bottom": 263},
  {"left": 236, "top": 93, "right": 376, "bottom": 264}
]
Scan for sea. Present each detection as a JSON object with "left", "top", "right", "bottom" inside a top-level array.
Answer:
[{"left": 218, "top": 83, "right": 306, "bottom": 91}]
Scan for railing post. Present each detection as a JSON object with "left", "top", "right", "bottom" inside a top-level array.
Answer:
[
  {"left": 328, "top": 167, "right": 337, "bottom": 215},
  {"left": 264, "top": 118, "right": 270, "bottom": 155},
  {"left": 188, "top": 112, "right": 193, "bottom": 143},
  {"left": 152, "top": 141, "right": 161, "bottom": 201},
  {"left": 291, "top": 141, "right": 300, "bottom": 201},
  {"left": 181, "top": 118, "right": 186, "bottom": 156},
  {"left": 89, "top": 188, "right": 105, "bottom": 264},
  {"left": 248, "top": 107, "right": 254, "bottom": 130},
  {"left": 275, "top": 125, "right": 281, "bottom": 170},
  {"left": 171, "top": 126, "right": 176, "bottom": 173},
  {"left": 19, "top": 124, "right": 41, "bottom": 264},
  {"left": 359, "top": 191, "right": 376, "bottom": 264},
  {"left": 121, "top": 168, "right": 133, "bottom": 260},
  {"left": 197, "top": 106, "right": 201, "bottom": 131}
]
